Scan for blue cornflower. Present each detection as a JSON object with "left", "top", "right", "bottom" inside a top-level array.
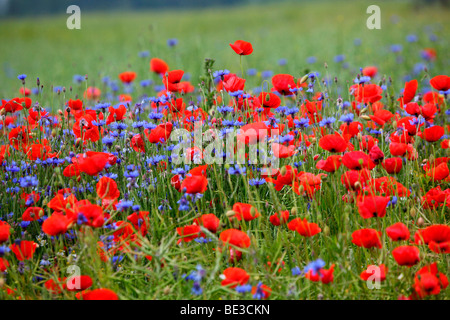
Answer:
[
  {"left": 73, "top": 74, "right": 85, "bottom": 83},
  {"left": 228, "top": 165, "right": 246, "bottom": 175},
  {"left": 138, "top": 51, "right": 150, "bottom": 58},
  {"left": 261, "top": 70, "right": 273, "bottom": 78},
  {"left": 235, "top": 284, "right": 252, "bottom": 294},
  {"left": 390, "top": 44, "right": 403, "bottom": 53},
  {"left": 306, "top": 56, "right": 317, "bottom": 64},
  {"left": 334, "top": 55, "right": 345, "bottom": 63},
  {"left": 278, "top": 58, "right": 287, "bottom": 66},
  {"left": 213, "top": 69, "right": 230, "bottom": 78},
  {"left": 406, "top": 34, "right": 418, "bottom": 43},
  {"left": 339, "top": 113, "right": 354, "bottom": 124},
  {"left": 303, "top": 259, "right": 326, "bottom": 276},
  {"left": 252, "top": 282, "right": 266, "bottom": 300},
  {"left": 140, "top": 79, "right": 153, "bottom": 87},
  {"left": 319, "top": 117, "right": 336, "bottom": 128},
  {"left": 167, "top": 38, "right": 178, "bottom": 47},
  {"left": 19, "top": 176, "right": 39, "bottom": 188},
  {"left": 18, "top": 74, "right": 27, "bottom": 81},
  {"left": 249, "top": 178, "right": 265, "bottom": 186},
  {"left": 294, "top": 118, "right": 310, "bottom": 130},
  {"left": 247, "top": 68, "right": 257, "bottom": 76},
  {"left": 116, "top": 200, "right": 134, "bottom": 211},
  {"left": 291, "top": 266, "right": 302, "bottom": 276}
]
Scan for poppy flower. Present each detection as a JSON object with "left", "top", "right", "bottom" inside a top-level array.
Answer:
[
  {"left": 0, "top": 258, "right": 9, "bottom": 272},
  {"left": 430, "top": 75, "right": 450, "bottom": 91},
  {"left": 219, "top": 229, "right": 251, "bottom": 249},
  {"left": 382, "top": 157, "right": 403, "bottom": 174},
  {"left": 392, "top": 245, "right": 420, "bottom": 267},
  {"left": 84, "top": 86, "right": 101, "bottom": 100},
  {"left": 414, "top": 224, "right": 450, "bottom": 254},
  {"left": 221, "top": 267, "right": 250, "bottom": 288},
  {"left": 357, "top": 195, "right": 390, "bottom": 219},
  {"left": 265, "top": 165, "right": 297, "bottom": 191},
  {"left": 237, "top": 121, "right": 268, "bottom": 145},
  {"left": 362, "top": 66, "right": 378, "bottom": 77},
  {"left": 72, "top": 114, "right": 100, "bottom": 143},
  {"left": 82, "top": 288, "right": 119, "bottom": 300},
  {"left": 360, "top": 264, "right": 388, "bottom": 282},
  {"left": 413, "top": 263, "right": 448, "bottom": 298},
  {"left": 351, "top": 228, "right": 382, "bottom": 249},
  {"left": 232, "top": 203, "right": 260, "bottom": 222},
  {"left": 96, "top": 177, "right": 120, "bottom": 200},
  {"left": 150, "top": 58, "right": 169, "bottom": 75},
  {"left": 399, "top": 79, "right": 418, "bottom": 106},
  {"left": 422, "top": 125, "right": 445, "bottom": 142},
  {"left": 222, "top": 73, "right": 246, "bottom": 92},
  {"left": 180, "top": 174, "right": 208, "bottom": 194},
  {"left": 119, "top": 71, "right": 136, "bottom": 84},
  {"left": 74, "top": 203, "right": 105, "bottom": 228},
  {"left": 10, "top": 240, "right": 38, "bottom": 260},
  {"left": 72, "top": 152, "right": 110, "bottom": 176},
  {"left": 106, "top": 104, "right": 127, "bottom": 125},
  {"left": 342, "top": 151, "right": 374, "bottom": 170},
  {"left": 229, "top": 40, "right": 253, "bottom": 55},
  {"left": 258, "top": 92, "right": 281, "bottom": 109},
  {"left": 386, "top": 222, "right": 410, "bottom": 241},
  {"left": 45, "top": 278, "right": 66, "bottom": 295},
  {"left": 66, "top": 275, "right": 93, "bottom": 292},
  {"left": 67, "top": 99, "right": 83, "bottom": 111},
  {"left": 22, "top": 207, "right": 44, "bottom": 221},
  {"left": 0, "top": 221, "right": 11, "bottom": 243},
  {"left": 369, "top": 145, "right": 384, "bottom": 164},
  {"left": 287, "top": 218, "right": 321, "bottom": 237},
  {"left": 177, "top": 225, "right": 201, "bottom": 243},
  {"left": 351, "top": 83, "right": 383, "bottom": 103},
  {"left": 272, "top": 74, "right": 297, "bottom": 95},
  {"left": 316, "top": 155, "right": 342, "bottom": 172},
  {"left": 319, "top": 133, "right": 348, "bottom": 153},
  {"left": 340, "top": 169, "right": 371, "bottom": 191},
  {"left": 426, "top": 162, "right": 449, "bottom": 181},
  {"left": 146, "top": 122, "right": 173, "bottom": 144},
  {"left": 42, "top": 213, "right": 71, "bottom": 236},
  {"left": 272, "top": 143, "right": 297, "bottom": 158},
  {"left": 269, "top": 210, "right": 289, "bottom": 226},
  {"left": 194, "top": 214, "right": 220, "bottom": 234}
]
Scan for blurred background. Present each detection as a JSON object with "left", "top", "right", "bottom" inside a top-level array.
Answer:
[{"left": 0, "top": 0, "right": 449, "bottom": 100}]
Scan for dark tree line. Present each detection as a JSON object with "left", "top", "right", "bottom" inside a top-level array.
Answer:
[{"left": 6, "top": 0, "right": 274, "bottom": 16}]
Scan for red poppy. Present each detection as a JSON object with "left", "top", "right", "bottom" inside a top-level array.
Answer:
[
  {"left": 177, "top": 225, "right": 201, "bottom": 243},
  {"left": 342, "top": 151, "right": 374, "bottom": 170},
  {"left": 130, "top": 134, "right": 145, "bottom": 153},
  {"left": 96, "top": 177, "right": 120, "bottom": 200},
  {"left": 272, "top": 74, "right": 297, "bottom": 95},
  {"left": 422, "top": 125, "right": 445, "bottom": 142},
  {"left": 319, "top": 133, "right": 348, "bottom": 153},
  {"left": 360, "top": 264, "right": 388, "bottom": 282},
  {"left": 229, "top": 40, "right": 253, "bottom": 55},
  {"left": 42, "top": 213, "right": 71, "bottom": 236},
  {"left": 272, "top": 143, "right": 297, "bottom": 158},
  {"left": 219, "top": 229, "right": 251, "bottom": 249},
  {"left": 386, "top": 222, "right": 410, "bottom": 241},
  {"left": 287, "top": 218, "right": 321, "bottom": 237},
  {"left": 258, "top": 92, "right": 281, "bottom": 109},
  {"left": 180, "top": 174, "right": 208, "bottom": 194},
  {"left": 0, "top": 258, "right": 9, "bottom": 272},
  {"left": 351, "top": 83, "right": 383, "bottom": 103},
  {"left": 426, "top": 162, "right": 449, "bottom": 181},
  {"left": 413, "top": 263, "right": 448, "bottom": 298},
  {"left": 0, "top": 221, "right": 11, "bottom": 243},
  {"left": 22, "top": 207, "right": 44, "bottom": 221},
  {"left": 72, "top": 114, "right": 100, "bottom": 143},
  {"left": 72, "top": 152, "right": 111, "bottom": 176},
  {"left": 66, "top": 275, "right": 93, "bottom": 292},
  {"left": 237, "top": 121, "right": 268, "bottom": 145},
  {"left": 351, "top": 228, "right": 382, "bottom": 249},
  {"left": 150, "top": 58, "right": 169, "bottom": 75},
  {"left": 119, "top": 71, "right": 136, "bottom": 84},
  {"left": 316, "top": 155, "right": 342, "bottom": 172},
  {"left": 10, "top": 240, "right": 38, "bottom": 260},
  {"left": 106, "top": 104, "right": 127, "bottom": 125},
  {"left": 84, "top": 87, "right": 101, "bottom": 100},
  {"left": 265, "top": 165, "right": 297, "bottom": 191},
  {"left": 399, "top": 79, "right": 418, "bottom": 106},
  {"left": 340, "top": 168, "right": 371, "bottom": 191},
  {"left": 430, "top": 75, "right": 450, "bottom": 91},
  {"left": 232, "top": 203, "right": 260, "bottom": 222},
  {"left": 45, "top": 278, "right": 66, "bottom": 294},
  {"left": 221, "top": 267, "right": 250, "bottom": 288},
  {"left": 414, "top": 224, "right": 450, "bottom": 254},
  {"left": 74, "top": 203, "right": 105, "bottom": 228},
  {"left": 357, "top": 195, "right": 390, "bottom": 219},
  {"left": 269, "top": 210, "right": 289, "bottom": 226},
  {"left": 368, "top": 145, "right": 384, "bottom": 164},
  {"left": 362, "top": 66, "right": 378, "bottom": 77},
  {"left": 382, "top": 157, "right": 403, "bottom": 174},
  {"left": 67, "top": 99, "right": 83, "bottom": 111},
  {"left": 194, "top": 213, "right": 220, "bottom": 234},
  {"left": 222, "top": 73, "right": 246, "bottom": 92},
  {"left": 392, "top": 246, "right": 420, "bottom": 267},
  {"left": 82, "top": 288, "right": 119, "bottom": 300},
  {"left": 146, "top": 122, "right": 173, "bottom": 144}
]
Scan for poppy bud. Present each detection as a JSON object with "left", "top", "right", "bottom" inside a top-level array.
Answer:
[
  {"left": 410, "top": 208, "right": 416, "bottom": 218},
  {"left": 323, "top": 225, "right": 330, "bottom": 236},
  {"left": 361, "top": 115, "right": 371, "bottom": 120},
  {"left": 280, "top": 166, "right": 287, "bottom": 176},
  {"left": 226, "top": 210, "right": 236, "bottom": 218},
  {"left": 299, "top": 74, "right": 309, "bottom": 84},
  {"left": 148, "top": 185, "right": 155, "bottom": 193},
  {"left": 163, "top": 286, "right": 171, "bottom": 295},
  {"left": 291, "top": 207, "right": 297, "bottom": 215},
  {"left": 417, "top": 217, "right": 425, "bottom": 227}
]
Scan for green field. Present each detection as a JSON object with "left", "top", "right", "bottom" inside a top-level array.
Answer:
[{"left": 1, "top": 0, "right": 448, "bottom": 99}]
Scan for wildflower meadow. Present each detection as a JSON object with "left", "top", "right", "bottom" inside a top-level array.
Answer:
[{"left": 0, "top": 0, "right": 449, "bottom": 302}]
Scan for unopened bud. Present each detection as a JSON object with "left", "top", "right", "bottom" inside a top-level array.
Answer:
[{"left": 226, "top": 210, "right": 236, "bottom": 218}]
